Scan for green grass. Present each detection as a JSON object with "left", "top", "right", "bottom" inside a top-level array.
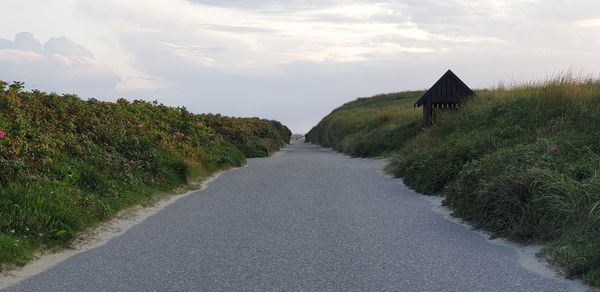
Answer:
[
  {"left": 0, "top": 81, "right": 291, "bottom": 270},
  {"left": 306, "top": 74, "right": 600, "bottom": 286},
  {"left": 306, "top": 91, "right": 423, "bottom": 157}
]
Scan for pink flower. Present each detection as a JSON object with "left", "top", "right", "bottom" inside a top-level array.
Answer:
[
  {"left": 137, "top": 124, "right": 144, "bottom": 129},
  {"left": 549, "top": 145, "right": 558, "bottom": 154},
  {"left": 0, "top": 130, "right": 5, "bottom": 139},
  {"left": 171, "top": 134, "right": 178, "bottom": 140},
  {"left": 106, "top": 152, "right": 113, "bottom": 158},
  {"left": 130, "top": 159, "right": 137, "bottom": 166}
]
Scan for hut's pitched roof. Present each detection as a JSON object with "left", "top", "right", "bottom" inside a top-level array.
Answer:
[{"left": 415, "top": 70, "right": 474, "bottom": 107}]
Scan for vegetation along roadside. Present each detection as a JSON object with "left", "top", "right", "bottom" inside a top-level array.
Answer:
[
  {"left": 306, "top": 74, "right": 600, "bottom": 286},
  {"left": 0, "top": 80, "right": 291, "bottom": 270}
]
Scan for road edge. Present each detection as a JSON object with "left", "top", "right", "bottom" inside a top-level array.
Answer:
[{"left": 0, "top": 166, "right": 245, "bottom": 290}]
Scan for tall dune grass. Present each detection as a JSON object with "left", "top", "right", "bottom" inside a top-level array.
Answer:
[
  {"left": 307, "top": 74, "right": 600, "bottom": 286},
  {"left": 306, "top": 91, "right": 422, "bottom": 157}
]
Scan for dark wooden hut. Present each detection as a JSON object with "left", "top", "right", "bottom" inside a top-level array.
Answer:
[{"left": 415, "top": 70, "right": 474, "bottom": 128}]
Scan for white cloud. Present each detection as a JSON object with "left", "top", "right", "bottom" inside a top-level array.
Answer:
[
  {"left": 0, "top": 33, "right": 120, "bottom": 98},
  {"left": 0, "top": 49, "right": 42, "bottom": 63},
  {"left": 1, "top": 0, "right": 600, "bottom": 132},
  {"left": 79, "top": 0, "right": 441, "bottom": 67},
  {"left": 159, "top": 42, "right": 218, "bottom": 67},
  {"left": 572, "top": 18, "right": 600, "bottom": 28}
]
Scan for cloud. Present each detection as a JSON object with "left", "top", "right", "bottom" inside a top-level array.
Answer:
[
  {"left": 188, "top": 0, "right": 339, "bottom": 9},
  {"left": 44, "top": 37, "right": 94, "bottom": 58},
  {"left": 0, "top": 32, "right": 43, "bottom": 52},
  {"left": 2, "top": 0, "right": 600, "bottom": 132},
  {"left": 0, "top": 32, "right": 95, "bottom": 59},
  {"left": 572, "top": 18, "right": 600, "bottom": 28},
  {"left": 0, "top": 49, "right": 41, "bottom": 63},
  {"left": 79, "top": 0, "right": 444, "bottom": 68},
  {"left": 202, "top": 24, "right": 278, "bottom": 34},
  {"left": 0, "top": 32, "right": 120, "bottom": 98}
]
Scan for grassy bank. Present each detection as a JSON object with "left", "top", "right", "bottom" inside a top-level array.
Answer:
[
  {"left": 306, "top": 91, "right": 423, "bottom": 157},
  {"left": 0, "top": 81, "right": 291, "bottom": 269},
  {"left": 306, "top": 75, "right": 600, "bottom": 285}
]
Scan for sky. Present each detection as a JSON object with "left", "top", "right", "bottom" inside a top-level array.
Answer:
[{"left": 1, "top": 0, "right": 599, "bottom": 133}]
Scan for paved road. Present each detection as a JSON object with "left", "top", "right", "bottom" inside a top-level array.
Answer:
[{"left": 6, "top": 143, "right": 584, "bottom": 291}]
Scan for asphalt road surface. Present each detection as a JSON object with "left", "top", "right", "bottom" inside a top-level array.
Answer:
[{"left": 6, "top": 143, "right": 584, "bottom": 291}]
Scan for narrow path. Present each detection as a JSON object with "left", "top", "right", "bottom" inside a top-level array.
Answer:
[{"left": 5, "top": 143, "right": 584, "bottom": 291}]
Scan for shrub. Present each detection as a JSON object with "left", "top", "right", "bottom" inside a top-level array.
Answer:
[{"left": 0, "top": 81, "right": 291, "bottom": 268}]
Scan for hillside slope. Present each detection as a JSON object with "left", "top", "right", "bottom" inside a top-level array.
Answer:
[
  {"left": 306, "top": 76, "right": 600, "bottom": 286},
  {"left": 0, "top": 81, "right": 291, "bottom": 269},
  {"left": 306, "top": 91, "right": 423, "bottom": 157}
]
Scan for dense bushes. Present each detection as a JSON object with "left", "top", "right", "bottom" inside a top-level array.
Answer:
[
  {"left": 305, "top": 91, "right": 422, "bottom": 157},
  {"left": 307, "top": 76, "right": 600, "bottom": 286},
  {"left": 0, "top": 81, "right": 291, "bottom": 268}
]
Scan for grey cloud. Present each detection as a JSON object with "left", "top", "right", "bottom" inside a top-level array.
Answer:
[
  {"left": 0, "top": 32, "right": 43, "bottom": 52},
  {"left": 0, "top": 39, "right": 11, "bottom": 48},
  {"left": 15, "top": 32, "right": 43, "bottom": 52},
  {"left": 0, "top": 32, "right": 119, "bottom": 98},
  {"left": 44, "top": 37, "right": 94, "bottom": 58},
  {"left": 0, "top": 32, "right": 95, "bottom": 58}
]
